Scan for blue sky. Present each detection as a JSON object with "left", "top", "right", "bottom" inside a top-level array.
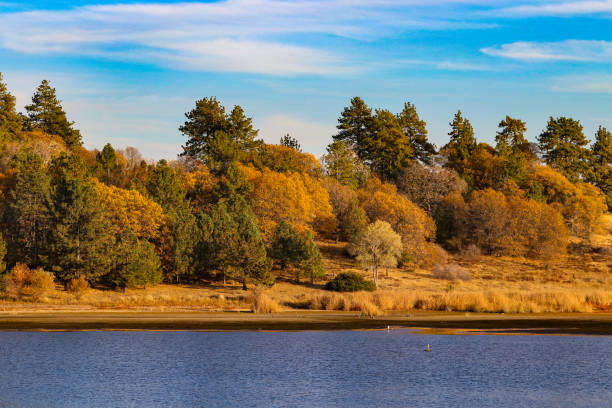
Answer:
[{"left": 2, "top": 0, "right": 612, "bottom": 159}]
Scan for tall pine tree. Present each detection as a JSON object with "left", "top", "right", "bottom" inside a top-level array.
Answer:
[
  {"left": 443, "top": 110, "right": 477, "bottom": 174},
  {"left": 397, "top": 102, "right": 435, "bottom": 164},
  {"left": 538, "top": 116, "right": 591, "bottom": 182},
  {"left": 24, "top": 80, "right": 82, "bottom": 149},
  {"left": 590, "top": 126, "right": 612, "bottom": 206}
]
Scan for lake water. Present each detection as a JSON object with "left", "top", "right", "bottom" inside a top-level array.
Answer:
[{"left": 0, "top": 330, "right": 611, "bottom": 407}]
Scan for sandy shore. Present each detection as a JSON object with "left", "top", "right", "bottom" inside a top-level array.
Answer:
[{"left": 1, "top": 310, "right": 612, "bottom": 334}]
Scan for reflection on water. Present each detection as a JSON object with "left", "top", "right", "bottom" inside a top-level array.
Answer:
[{"left": 0, "top": 331, "right": 611, "bottom": 407}]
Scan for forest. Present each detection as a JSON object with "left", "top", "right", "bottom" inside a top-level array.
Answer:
[{"left": 0, "top": 72, "right": 610, "bottom": 300}]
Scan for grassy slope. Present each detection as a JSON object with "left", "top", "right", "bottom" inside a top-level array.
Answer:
[{"left": 1, "top": 215, "right": 611, "bottom": 314}]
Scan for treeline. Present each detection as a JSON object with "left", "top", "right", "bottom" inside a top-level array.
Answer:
[{"left": 0, "top": 74, "right": 609, "bottom": 292}]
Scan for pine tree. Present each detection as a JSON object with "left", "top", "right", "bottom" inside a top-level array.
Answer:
[
  {"left": 280, "top": 134, "right": 301, "bottom": 151},
  {"left": 496, "top": 116, "right": 530, "bottom": 184},
  {"left": 24, "top": 80, "right": 82, "bottom": 149},
  {"left": 167, "top": 203, "right": 197, "bottom": 283},
  {"left": 146, "top": 160, "right": 185, "bottom": 211},
  {"left": 397, "top": 102, "right": 435, "bottom": 164},
  {"left": 180, "top": 97, "right": 259, "bottom": 165},
  {"left": 538, "top": 116, "right": 591, "bottom": 182},
  {"left": 444, "top": 110, "right": 477, "bottom": 174},
  {"left": 301, "top": 231, "right": 325, "bottom": 285},
  {"left": 590, "top": 126, "right": 612, "bottom": 204},
  {"left": 371, "top": 109, "right": 413, "bottom": 180},
  {"left": 321, "top": 140, "right": 369, "bottom": 189},
  {"left": 334, "top": 97, "right": 375, "bottom": 160},
  {"left": 3, "top": 150, "right": 52, "bottom": 268},
  {"left": 49, "top": 155, "right": 113, "bottom": 283},
  {"left": 110, "top": 228, "right": 162, "bottom": 290},
  {"left": 95, "top": 143, "right": 118, "bottom": 185},
  {"left": 270, "top": 221, "right": 307, "bottom": 272},
  {"left": 0, "top": 72, "right": 22, "bottom": 139}
]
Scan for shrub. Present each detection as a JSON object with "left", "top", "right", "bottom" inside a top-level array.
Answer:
[
  {"left": 325, "top": 272, "right": 376, "bottom": 292},
  {"left": 2, "top": 263, "right": 55, "bottom": 300},
  {"left": 459, "top": 244, "right": 481, "bottom": 260},
  {"left": 67, "top": 275, "right": 90, "bottom": 299},
  {"left": 251, "top": 289, "right": 281, "bottom": 314},
  {"left": 432, "top": 264, "right": 472, "bottom": 281}
]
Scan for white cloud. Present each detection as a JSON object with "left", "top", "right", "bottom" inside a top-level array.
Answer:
[
  {"left": 256, "top": 114, "right": 336, "bottom": 156},
  {"left": 0, "top": 0, "right": 498, "bottom": 76},
  {"left": 498, "top": 0, "right": 612, "bottom": 17},
  {"left": 481, "top": 40, "right": 612, "bottom": 61}
]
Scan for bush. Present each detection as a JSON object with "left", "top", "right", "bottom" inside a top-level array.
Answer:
[
  {"left": 325, "top": 272, "right": 376, "bottom": 292},
  {"left": 67, "top": 275, "right": 90, "bottom": 299},
  {"left": 459, "top": 244, "right": 481, "bottom": 260},
  {"left": 251, "top": 289, "right": 281, "bottom": 314},
  {"left": 432, "top": 264, "right": 472, "bottom": 281},
  {"left": 2, "top": 263, "right": 55, "bottom": 300}
]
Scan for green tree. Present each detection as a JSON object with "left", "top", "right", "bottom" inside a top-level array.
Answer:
[
  {"left": 146, "top": 160, "right": 185, "bottom": 211},
  {"left": 301, "top": 231, "right": 325, "bottom": 284},
  {"left": 443, "top": 110, "right": 477, "bottom": 174},
  {"left": 110, "top": 228, "right": 162, "bottom": 290},
  {"left": 269, "top": 221, "right": 307, "bottom": 273},
  {"left": 321, "top": 140, "right": 369, "bottom": 189},
  {"left": 23, "top": 80, "right": 82, "bottom": 149},
  {"left": 589, "top": 126, "right": 612, "bottom": 204},
  {"left": 95, "top": 143, "right": 118, "bottom": 185},
  {"left": 167, "top": 204, "right": 197, "bottom": 283},
  {"left": 334, "top": 97, "right": 375, "bottom": 159},
  {"left": 0, "top": 72, "right": 22, "bottom": 139},
  {"left": 538, "top": 116, "right": 591, "bottom": 182},
  {"left": 3, "top": 150, "right": 52, "bottom": 268},
  {"left": 48, "top": 155, "right": 113, "bottom": 283},
  {"left": 180, "top": 97, "right": 259, "bottom": 166},
  {"left": 369, "top": 109, "right": 414, "bottom": 180},
  {"left": 397, "top": 102, "right": 436, "bottom": 164},
  {"left": 496, "top": 116, "right": 528, "bottom": 156},
  {"left": 280, "top": 134, "right": 301, "bottom": 151}
]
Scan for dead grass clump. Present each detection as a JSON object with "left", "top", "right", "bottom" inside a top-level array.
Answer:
[
  {"left": 2, "top": 263, "right": 55, "bottom": 301},
  {"left": 251, "top": 289, "right": 282, "bottom": 314},
  {"left": 67, "top": 276, "right": 90, "bottom": 300},
  {"left": 432, "top": 264, "right": 472, "bottom": 281},
  {"left": 349, "top": 293, "right": 382, "bottom": 317}
]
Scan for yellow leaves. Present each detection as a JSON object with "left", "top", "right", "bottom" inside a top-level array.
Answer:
[
  {"left": 259, "top": 144, "right": 323, "bottom": 177},
  {"left": 93, "top": 179, "right": 166, "bottom": 242},
  {"left": 245, "top": 166, "right": 335, "bottom": 239}
]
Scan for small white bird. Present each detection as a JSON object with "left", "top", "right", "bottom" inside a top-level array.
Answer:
[{"left": 425, "top": 344, "right": 431, "bottom": 352}]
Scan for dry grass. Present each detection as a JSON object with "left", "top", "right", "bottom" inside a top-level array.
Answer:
[{"left": 251, "top": 289, "right": 282, "bottom": 314}]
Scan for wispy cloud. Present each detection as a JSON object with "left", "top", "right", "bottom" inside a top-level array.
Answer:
[
  {"left": 482, "top": 40, "right": 612, "bottom": 61},
  {"left": 497, "top": 0, "right": 612, "bottom": 17},
  {"left": 0, "top": 0, "right": 499, "bottom": 76},
  {"left": 552, "top": 74, "right": 612, "bottom": 93}
]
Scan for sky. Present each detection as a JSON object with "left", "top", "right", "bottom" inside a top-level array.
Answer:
[{"left": 1, "top": 1, "right": 612, "bottom": 159}]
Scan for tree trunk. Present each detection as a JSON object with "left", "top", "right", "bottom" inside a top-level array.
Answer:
[{"left": 373, "top": 267, "right": 378, "bottom": 288}]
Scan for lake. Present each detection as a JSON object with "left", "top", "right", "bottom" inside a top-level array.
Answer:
[{"left": 0, "top": 330, "right": 611, "bottom": 407}]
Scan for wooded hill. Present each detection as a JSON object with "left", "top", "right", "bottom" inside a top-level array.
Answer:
[{"left": 0, "top": 73, "right": 609, "bottom": 294}]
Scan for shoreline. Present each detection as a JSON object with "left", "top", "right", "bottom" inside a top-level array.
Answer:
[{"left": 1, "top": 311, "right": 612, "bottom": 335}]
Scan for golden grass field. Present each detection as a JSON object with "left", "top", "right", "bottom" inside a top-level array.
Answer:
[{"left": 1, "top": 215, "right": 611, "bottom": 317}]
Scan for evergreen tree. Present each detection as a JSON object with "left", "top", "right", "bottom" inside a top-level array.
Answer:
[
  {"left": 110, "top": 228, "right": 162, "bottom": 290},
  {"left": 301, "top": 230, "right": 325, "bottom": 285},
  {"left": 280, "top": 134, "right": 301, "bottom": 151},
  {"left": 369, "top": 109, "right": 414, "bottom": 180},
  {"left": 334, "top": 96, "right": 375, "bottom": 160},
  {"left": 3, "top": 150, "right": 52, "bottom": 268},
  {"left": 397, "top": 102, "right": 435, "bottom": 164},
  {"left": 496, "top": 116, "right": 530, "bottom": 184},
  {"left": 270, "top": 221, "right": 307, "bottom": 272},
  {"left": 95, "top": 143, "right": 118, "bottom": 185},
  {"left": 180, "top": 97, "right": 259, "bottom": 165},
  {"left": 538, "top": 116, "right": 591, "bottom": 182},
  {"left": 342, "top": 198, "right": 368, "bottom": 243},
  {"left": 23, "top": 80, "right": 82, "bottom": 149},
  {"left": 444, "top": 110, "right": 477, "bottom": 174},
  {"left": 49, "top": 155, "right": 113, "bottom": 283},
  {"left": 167, "top": 203, "right": 197, "bottom": 283},
  {"left": 590, "top": 126, "right": 612, "bottom": 205},
  {"left": 0, "top": 72, "right": 22, "bottom": 139},
  {"left": 146, "top": 160, "right": 185, "bottom": 211},
  {"left": 321, "top": 140, "right": 369, "bottom": 189}
]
